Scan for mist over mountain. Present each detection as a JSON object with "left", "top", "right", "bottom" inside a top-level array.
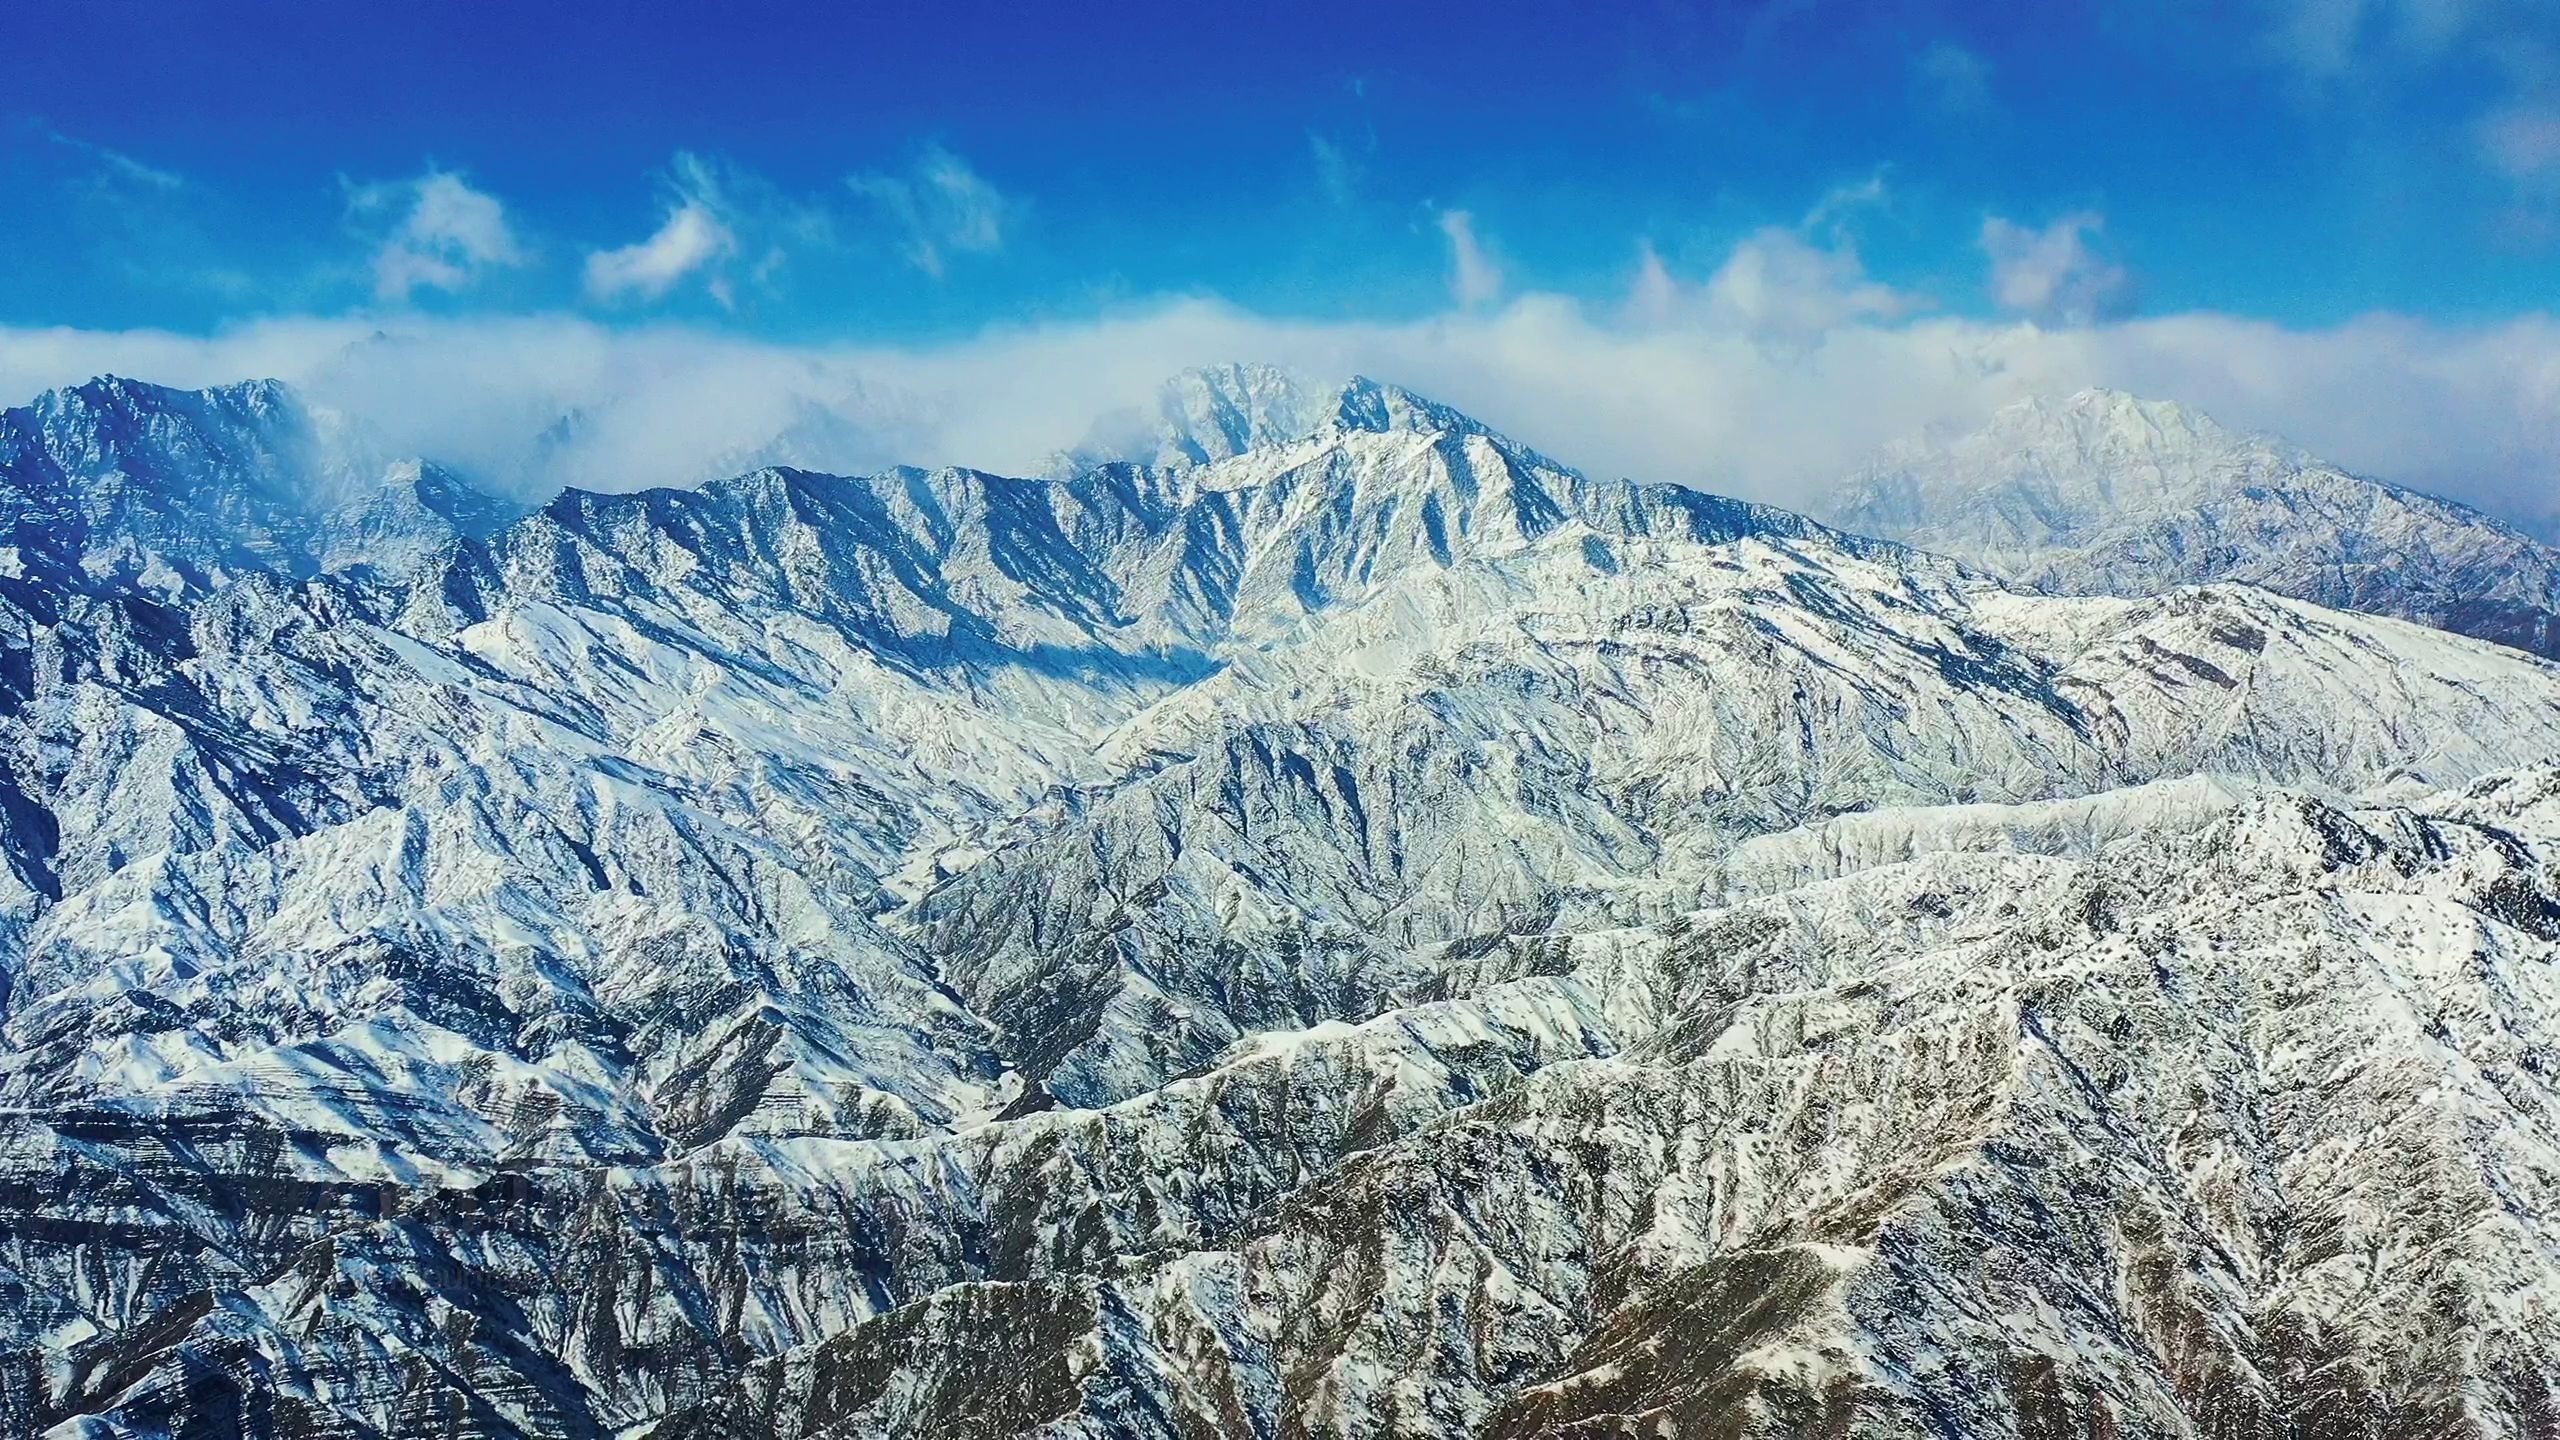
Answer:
[
  {"left": 8, "top": 366, "right": 2560, "bottom": 1437},
  {"left": 1822, "top": 389, "right": 2560, "bottom": 659},
  {"left": 20, "top": 305, "right": 2560, "bottom": 535}
]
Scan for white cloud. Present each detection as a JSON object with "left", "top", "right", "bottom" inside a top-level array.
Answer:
[
  {"left": 1698, "top": 228, "right": 1916, "bottom": 345},
  {"left": 1630, "top": 178, "right": 1917, "bottom": 348},
  {"left": 2250, "top": 0, "right": 2560, "bottom": 208},
  {"left": 848, "top": 144, "right": 1012, "bottom": 278},
  {"left": 585, "top": 203, "right": 735, "bottom": 303},
  {"left": 1438, "top": 210, "right": 1505, "bottom": 308},
  {"left": 1802, "top": 170, "right": 1904, "bottom": 240},
  {"left": 1801, "top": 170, "right": 1892, "bottom": 232},
  {"left": 2265, "top": 0, "right": 2371, "bottom": 79},
  {"left": 1980, "top": 212, "right": 2135, "bottom": 326},
  {"left": 2261, "top": 0, "right": 2484, "bottom": 80},
  {"left": 8, "top": 279, "right": 2560, "bottom": 530},
  {"left": 349, "top": 169, "right": 529, "bottom": 303},
  {"left": 584, "top": 154, "right": 741, "bottom": 305}
]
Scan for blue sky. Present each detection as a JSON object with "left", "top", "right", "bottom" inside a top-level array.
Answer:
[
  {"left": 5, "top": 1, "right": 2560, "bottom": 519},
  {"left": 8, "top": 0, "right": 2557, "bottom": 337}
]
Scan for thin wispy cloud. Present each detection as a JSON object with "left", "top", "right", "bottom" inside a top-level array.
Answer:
[
  {"left": 1438, "top": 210, "right": 1505, "bottom": 308},
  {"left": 1980, "top": 211, "right": 2135, "bottom": 325},
  {"left": 1913, "top": 42, "right": 1994, "bottom": 115},
  {"left": 1307, "top": 80, "right": 1377, "bottom": 209},
  {"left": 2483, "top": 105, "right": 2560, "bottom": 189},
  {"left": 16, "top": 123, "right": 271, "bottom": 301},
  {"left": 1632, "top": 176, "right": 1915, "bottom": 348},
  {"left": 46, "top": 128, "right": 184, "bottom": 192},
  {"left": 348, "top": 168, "right": 529, "bottom": 303},
  {"left": 12, "top": 285, "right": 2560, "bottom": 530},
  {"left": 1308, "top": 131, "right": 1360, "bottom": 205},
  {"left": 2248, "top": 0, "right": 2560, "bottom": 215},
  {"left": 848, "top": 143, "right": 1012, "bottom": 278},
  {"left": 584, "top": 153, "right": 741, "bottom": 305},
  {"left": 2261, "top": 0, "right": 2476, "bottom": 81},
  {"left": 1801, "top": 169, "right": 1892, "bottom": 233}
]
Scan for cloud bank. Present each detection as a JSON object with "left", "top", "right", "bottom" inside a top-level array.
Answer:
[{"left": 4, "top": 289, "right": 2558, "bottom": 530}]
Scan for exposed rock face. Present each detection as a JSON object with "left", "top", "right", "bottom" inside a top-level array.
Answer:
[
  {"left": 8, "top": 371, "right": 2560, "bottom": 1437},
  {"left": 1821, "top": 388, "right": 2560, "bottom": 660}
]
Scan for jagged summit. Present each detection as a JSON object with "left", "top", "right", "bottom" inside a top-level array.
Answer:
[
  {"left": 1049, "top": 365, "right": 1552, "bottom": 476},
  {"left": 1322, "top": 372, "right": 1485, "bottom": 437},
  {"left": 0, "top": 373, "right": 519, "bottom": 594},
  {"left": 42, "top": 372, "right": 295, "bottom": 413},
  {"left": 2004, "top": 385, "right": 2246, "bottom": 442},
  {"left": 1154, "top": 361, "right": 1322, "bottom": 463}
]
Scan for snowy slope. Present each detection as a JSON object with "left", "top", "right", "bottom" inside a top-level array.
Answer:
[
  {"left": 1823, "top": 388, "right": 2560, "bottom": 659},
  {"left": 7, "top": 369, "right": 2560, "bottom": 1438},
  {"left": 0, "top": 376, "right": 525, "bottom": 599}
]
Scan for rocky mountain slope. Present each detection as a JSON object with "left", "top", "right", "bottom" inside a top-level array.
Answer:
[
  {"left": 1821, "top": 388, "right": 2560, "bottom": 659},
  {"left": 0, "top": 375, "right": 524, "bottom": 599},
  {"left": 8, "top": 369, "right": 2560, "bottom": 1437}
]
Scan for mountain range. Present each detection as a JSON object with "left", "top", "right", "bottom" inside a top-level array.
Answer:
[{"left": 7, "top": 365, "right": 2560, "bottom": 1437}]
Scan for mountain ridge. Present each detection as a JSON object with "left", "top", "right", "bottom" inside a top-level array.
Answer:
[
  {"left": 8, "top": 367, "right": 2560, "bottom": 1436},
  {"left": 0, "top": 373, "right": 527, "bottom": 598},
  {"left": 1822, "top": 385, "right": 2560, "bottom": 659}
]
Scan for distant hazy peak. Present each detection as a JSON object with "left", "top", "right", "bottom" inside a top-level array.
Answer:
[
  {"left": 1819, "top": 384, "right": 2560, "bottom": 659},
  {"left": 1840, "top": 387, "right": 2307, "bottom": 526},
  {"left": 1872, "top": 387, "right": 2270, "bottom": 471},
  {"left": 1989, "top": 387, "right": 2278, "bottom": 463}
]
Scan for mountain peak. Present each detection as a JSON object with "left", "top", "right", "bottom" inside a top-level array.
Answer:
[
  {"left": 1820, "top": 385, "right": 2560, "bottom": 659},
  {"left": 42, "top": 372, "right": 294, "bottom": 416},
  {"left": 1121, "top": 363, "right": 1322, "bottom": 467},
  {"left": 1051, "top": 365, "right": 1536, "bottom": 475},
  {"left": 1845, "top": 387, "right": 2282, "bottom": 518},
  {"left": 1324, "top": 374, "right": 1486, "bottom": 439},
  {"left": 1973, "top": 387, "right": 2255, "bottom": 462},
  {"left": 1, "top": 374, "right": 516, "bottom": 592}
]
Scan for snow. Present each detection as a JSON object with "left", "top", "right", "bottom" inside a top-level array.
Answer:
[
  {"left": 1823, "top": 386, "right": 2560, "bottom": 661},
  {"left": 10, "top": 368, "right": 2560, "bottom": 1437}
]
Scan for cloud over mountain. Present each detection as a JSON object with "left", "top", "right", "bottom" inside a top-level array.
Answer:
[{"left": 9, "top": 286, "right": 2558, "bottom": 530}]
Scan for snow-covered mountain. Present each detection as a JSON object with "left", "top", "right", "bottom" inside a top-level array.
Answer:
[
  {"left": 1049, "top": 362, "right": 1326, "bottom": 473},
  {"left": 1822, "top": 388, "right": 2560, "bottom": 659},
  {"left": 0, "top": 376, "right": 527, "bottom": 598},
  {"left": 10, "top": 368, "right": 2560, "bottom": 1437}
]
